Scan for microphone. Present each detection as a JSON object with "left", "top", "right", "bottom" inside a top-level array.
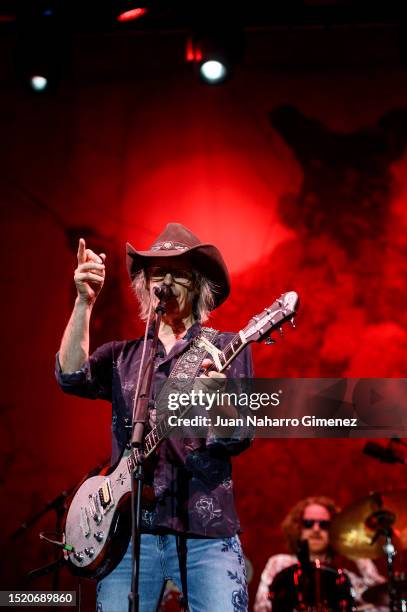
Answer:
[
  {"left": 363, "top": 441, "right": 406, "bottom": 465},
  {"left": 154, "top": 284, "right": 173, "bottom": 301}
]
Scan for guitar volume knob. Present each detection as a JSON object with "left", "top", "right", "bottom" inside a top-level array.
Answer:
[
  {"left": 94, "top": 531, "right": 104, "bottom": 542},
  {"left": 84, "top": 547, "right": 95, "bottom": 557}
]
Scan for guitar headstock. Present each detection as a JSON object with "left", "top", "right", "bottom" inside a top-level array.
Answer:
[{"left": 242, "top": 291, "right": 299, "bottom": 345}]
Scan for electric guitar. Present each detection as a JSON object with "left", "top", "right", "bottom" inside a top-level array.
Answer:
[{"left": 62, "top": 291, "right": 299, "bottom": 579}]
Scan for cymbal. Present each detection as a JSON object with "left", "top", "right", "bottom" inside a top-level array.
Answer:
[
  {"left": 330, "top": 490, "right": 407, "bottom": 559},
  {"left": 362, "top": 575, "right": 407, "bottom": 606}
]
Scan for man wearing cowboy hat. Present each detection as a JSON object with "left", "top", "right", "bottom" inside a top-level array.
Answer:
[{"left": 56, "top": 223, "right": 253, "bottom": 612}]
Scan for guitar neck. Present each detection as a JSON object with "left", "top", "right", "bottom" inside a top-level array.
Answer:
[{"left": 214, "top": 332, "right": 246, "bottom": 372}]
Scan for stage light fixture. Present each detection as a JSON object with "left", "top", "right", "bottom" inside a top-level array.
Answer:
[
  {"left": 117, "top": 7, "right": 148, "bottom": 22},
  {"left": 200, "top": 60, "right": 227, "bottom": 84},
  {"left": 30, "top": 75, "right": 49, "bottom": 91},
  {"left": 115, "top": 1, "right": 149, "bottom": 23},
  {"left": 185, "top": 28, "right": 244, "bottom": 86},
  {"left": 16, "top": 1, "right": 70, "bottom": 94}
]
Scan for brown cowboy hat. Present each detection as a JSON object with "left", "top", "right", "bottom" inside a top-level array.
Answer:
[{"left": 126, "top": 223, "right": 230, "bottom": 309}]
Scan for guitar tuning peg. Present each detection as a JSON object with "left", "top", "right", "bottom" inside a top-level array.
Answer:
[
  {"left": 290, "top": 318, "right": 296, "bottom": 328},
  {"left": 265, "top": 336, "right": 276, "bottom": 345},
  {"left": 279, "top": 327, "right": 284, "bottom": 337}
]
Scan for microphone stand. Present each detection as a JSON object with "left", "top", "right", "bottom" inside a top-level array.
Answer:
[
  {"left": 128, "top": 286, "right": 171, "bottom": 612},
  {"left": 11, "top": 458, "right": 109, "bottom": 589},
  {"left": 12, "top": 491, "right": 69, "bottom": 590},
  {"left": 367, "top": 495, "right": 398, "bottom": 612}
]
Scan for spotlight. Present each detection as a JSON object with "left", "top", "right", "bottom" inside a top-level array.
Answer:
[
  {"left": 115, "top": 2, "right": 149, "bottom": 23},
  {"left": 30, "top": 75, "right": 48, "bottom": 91},
  {"left": 16, "top": 1, "right": 69, "bottom": 94},
  {"left": 117, "top": 7, "right": 148, "bottom": 23},
  {"left": 200, "top": 60, "right": 227, "bottom": 84},
  {"left": 185, "top": 29, "right": 244, "bottom": 85}
]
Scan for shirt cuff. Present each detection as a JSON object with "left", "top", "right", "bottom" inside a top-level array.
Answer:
[{"left": 55, "top": 352, "right": 88, "bottom": 385}]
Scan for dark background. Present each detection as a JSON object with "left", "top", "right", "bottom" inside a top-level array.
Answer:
[{"left": 0, "top": 1, "right": 406, "bottom": 608}]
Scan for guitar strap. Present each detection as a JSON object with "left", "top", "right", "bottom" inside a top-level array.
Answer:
[
  {"left": 169, "top": 326, "right": 219, "bottom": 380},
  {"left": 154, "top": 325, "right": 219, "bottom": 403},
  {"left": 125, "top": 326, "right": 219, "bottom": 435}
]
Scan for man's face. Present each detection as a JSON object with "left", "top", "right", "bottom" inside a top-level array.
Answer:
[
  {"left": 146, "top": 260, "right": 196, "bottom": 318},
  {"left": 300, "top": 503, "right": 331, "bottom": 556}
]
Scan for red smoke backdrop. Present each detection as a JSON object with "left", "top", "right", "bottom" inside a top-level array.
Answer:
[{"left": 0, "top": 25, "right": 406, "bottom": 606}]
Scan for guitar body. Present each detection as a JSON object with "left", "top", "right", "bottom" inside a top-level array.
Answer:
[{"left": 64, "top": 452, "right": 133, "bottom": 579}]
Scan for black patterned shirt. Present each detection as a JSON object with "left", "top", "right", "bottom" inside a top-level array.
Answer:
[{"left": 55, "top": 322, "right": 253, "bottom": 537}]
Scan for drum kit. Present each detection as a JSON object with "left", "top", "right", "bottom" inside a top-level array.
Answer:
[{"left": 269, "top": 490, "right": 407, "bottom": 612}]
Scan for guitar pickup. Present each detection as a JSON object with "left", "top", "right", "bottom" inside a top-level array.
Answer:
[{"left": 98, "top": 479, "right": 114, "bottom": 510}]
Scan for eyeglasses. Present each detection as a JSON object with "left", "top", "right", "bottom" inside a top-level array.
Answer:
[
  {"left": 147, "top": 267, "right": 195, "bottom": 285},
  {"left": 302, "top": 519, "right": 331, "bottom": 530}
]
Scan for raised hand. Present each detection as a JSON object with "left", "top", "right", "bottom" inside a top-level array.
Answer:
[{"left": 74, "top": 238, "right": 106, "bottom": 305}]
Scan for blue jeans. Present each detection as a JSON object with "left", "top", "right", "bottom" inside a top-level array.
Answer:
[{"left": 96, "top": 534, "right": 248, "bottom": 612}]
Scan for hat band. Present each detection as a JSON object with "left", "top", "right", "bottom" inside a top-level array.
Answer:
[{"left": 151, "top": 241, "right": 189, "bottom": 252}]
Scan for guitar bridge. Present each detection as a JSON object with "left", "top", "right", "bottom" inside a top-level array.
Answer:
[
  {"left": 88, "top": 493, "right": 102, "bottom": 523},
  {"left": 80, "top": 506, "right": 91, "bottom": 538}
]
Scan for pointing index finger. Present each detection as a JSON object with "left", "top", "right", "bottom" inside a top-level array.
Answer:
[{"left": 77, "top": 238, "right": 86, "bottom": 264}]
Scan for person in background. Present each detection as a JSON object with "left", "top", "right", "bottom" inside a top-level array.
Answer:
[{"left": 254, "top": 496, "right": 386, "bottom": 611}]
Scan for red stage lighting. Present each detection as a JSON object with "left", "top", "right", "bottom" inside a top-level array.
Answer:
[
  {"left": 117, "top": 7, "right": 147, "bottom": 23},
  {"left": 0, "top": 13, "right": 16, "bottom": 23},
  {"left": 185, "top": 36, "right": 202, "bottom": 63}
]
